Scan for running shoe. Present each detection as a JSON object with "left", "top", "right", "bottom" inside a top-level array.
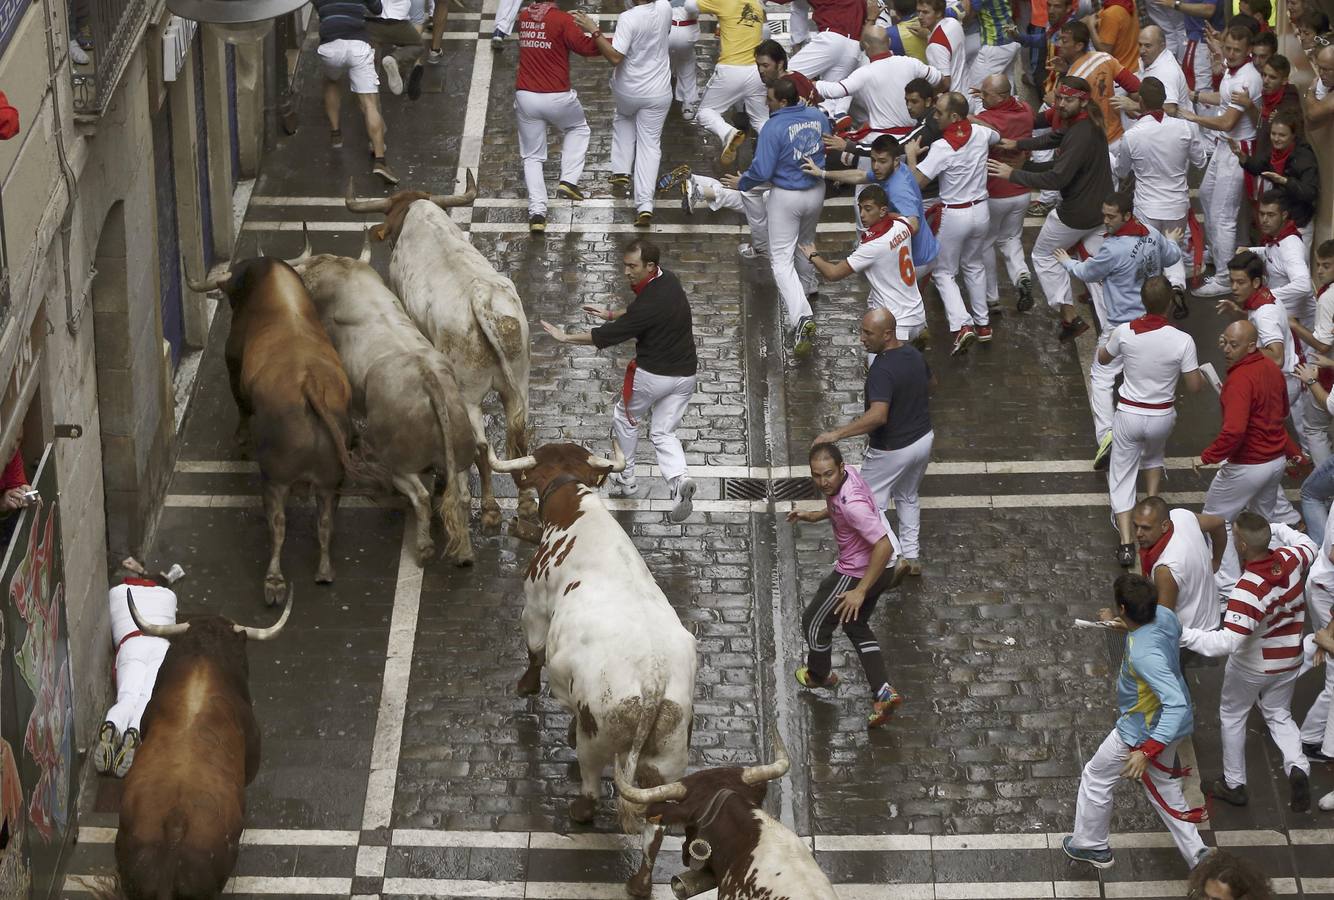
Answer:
[{"left": 794, "top": 666, "right": 840, "bottom": 689}]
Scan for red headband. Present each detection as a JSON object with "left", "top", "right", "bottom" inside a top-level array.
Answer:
[{"left": 1056, "top": 83, "right": 1090, "bottom": 99}]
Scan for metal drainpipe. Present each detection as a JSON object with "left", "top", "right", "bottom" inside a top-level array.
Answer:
[{"left": 40, "top": 0, "right": 84, "bottom": 335}]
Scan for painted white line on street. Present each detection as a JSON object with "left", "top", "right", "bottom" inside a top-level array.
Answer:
[
  {"left": 242, "top": 219, "right": 860, "bottom": 235},
  {"left": 814, "top": 834, "right": 932, "bottom": 851},
  {"left": 1052, "top": 883, "right": 1102, "bottom": 899},
  {"left": 361, "top": 524, "right": 426, "bottom": 832},
  {"left": 453, "top": 0, "right": 500, "bottom": 225},
  {"left": 933, "top": 833, "right": 1048, "bottom": 851},
  {"left": 356, "top": 844, "right": 388, "bottom": 877},
  {"left": 935, "top": 883, "right": 1055, "bottom": 899},
  {"left": 76, "top": 825, "right": 358, "bottom": 846},
  {"left": 395, "top": 829, "right": 530, "bottom": 848},
  {"left": 63, "top": 875, "right": 355, "bottom": 896}
]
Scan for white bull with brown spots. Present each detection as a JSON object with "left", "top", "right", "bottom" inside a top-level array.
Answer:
[
  {"left": 489, "top": 441, "right": 698, "bottom": 898},
  {"left": 346, "top": 173, "right": 538, "bottom": 540}
]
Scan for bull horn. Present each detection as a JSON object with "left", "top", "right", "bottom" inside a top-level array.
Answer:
[
  {"left": 586, "top": 440, "right": 627, "bottom": 473},
  {"left": 358, "top": 227, "right": 373, "bottom": 264},
  {"left": 430, "top": 169, "right": 478, "bottom": 208},
  {"left": 184, "top": 271, "right": 226, "bottom": 294},
  {"left": 126, "top": 588, "right": 190, "bottom": 638},
  {"left": 233, "top": 587, "right": 293, "bottom": 641},
  {"left": 614, "top": 771, "right": 687, "bottom": 805},
  {"left": 283, "top": 223, "right": 315, "bottom": 268},
  {"left": 487, "top": 444, "right": 538, "bottom": 474},
  {"left": 345, "top": 176, "right": 392, "bottom": 213},
  {"left": 740, "top": 724, "right": 791, "bottom": 785}
]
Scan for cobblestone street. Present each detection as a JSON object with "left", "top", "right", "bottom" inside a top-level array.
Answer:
[{"left": 56, "top": 3, "right": 1334, "bottom": 897}]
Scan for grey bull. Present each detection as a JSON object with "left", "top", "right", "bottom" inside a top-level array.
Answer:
[
  {"left": 346, "top": 173, "right": 538, "bottom": 539},
  {"left": 289, "top": 228, "right": 486, "bottom": 566}
]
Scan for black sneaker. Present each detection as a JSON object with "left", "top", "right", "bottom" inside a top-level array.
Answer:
[
  {"left": 1016, "top": 275, "right": 1034, "bottom": 312},
  {"left": 491, "top": 28, "right": 506, "bottom": 50},
  {"left": 1059, "top": 316, "right": 1089, "bottom": 342},
  {"left": 556, "top": 181, "right": 585, "bottom": 201},
  {"left": 330, "top": 129, "right": 344, "bottom": 149},
  {"left": 406, "top": 62, "right": 425, "bottom": 100},
  {"left": 634, "top": 210, "right": 653, "bottom": 228},
  {"left": 1292, "top": 767, "right": 1311, "bottom": 812},
  {"left": 529, "top": 214, "right": 546, "bottom": 233},
  {"left": 1205, "top": 778, "right": 1248, "bottom": 806},
  {"left": 1116, "top": 542, "right": 1135, "bottom": 568},
  {"left": 1303, "top": 742, "right": 1334, "bottom": 762},
  {"left": 1171, "top": 285, "right": 1189, "bottom": 320},
  {"left": 372, "top": 157, "right": 399, "bottom": 185},
  {"left": 609, "top": 173, "right": 631, "bottom": 196}
]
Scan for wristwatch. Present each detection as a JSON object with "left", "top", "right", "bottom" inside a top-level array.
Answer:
[
  {"left": 1309, "top": 377, "right": 1319, "bottom": 386},
  {"left": 809, "top": 251, "right": 822, "bottom": 260},
  {"left": 1173, "top": 0, "right": 1180, "bottom": 8}
]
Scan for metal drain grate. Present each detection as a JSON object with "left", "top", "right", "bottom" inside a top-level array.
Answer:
[{"left": 722, "top": 477, "right": 820, "bottom": 501}]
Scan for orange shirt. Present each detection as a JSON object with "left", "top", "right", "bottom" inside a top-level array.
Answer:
[
  {"left": 1098, "top": 4, "right": 1139, "bottom": 72},
  {"left": 1068, "top": 50, "right": 1127, "bottom": 143}
]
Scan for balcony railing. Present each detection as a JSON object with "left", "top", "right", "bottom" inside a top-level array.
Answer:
[{"left": 71, "top": 0, "right": 150, "bottom": 116}]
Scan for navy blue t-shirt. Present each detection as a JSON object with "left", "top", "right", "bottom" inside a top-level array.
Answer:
[{"left": 865, "top": 345, "right": 931, "bottom": 451}]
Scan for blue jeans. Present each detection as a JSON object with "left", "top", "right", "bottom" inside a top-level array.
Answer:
[{"left": 1301, "top": 455, "right": 1334, "bottom": 547}]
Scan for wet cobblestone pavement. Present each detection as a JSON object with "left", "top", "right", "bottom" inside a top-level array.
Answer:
[{"left": 56, "top": 2, "right": 1334, "bottom": 898}]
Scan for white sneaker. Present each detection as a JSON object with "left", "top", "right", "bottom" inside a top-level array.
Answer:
[
  {"left": 1192, "top": 277, "right": 1231, "bottom": 298},
  {"left": 1320, "top": 789, "right": 1334, "bottom": 811},
  {"left": 738, "top": 242, "right": 767, "bottom": 260},
  {"left": 668, "top": 477, "right": 696, "bottom": 523},
  {"left": 69, "top": 40, "right": 89, "bottom": 65},
  {"left": 382, "top": 56, "right": 404, "bottom": 95},
  {"left": 608, "top": 472, "right": 639, "bottom": 497}
]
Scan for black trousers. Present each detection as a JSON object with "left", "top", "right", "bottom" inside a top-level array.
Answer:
[{"left": 801, "top": 566, "right": 893, "bottom": 696}]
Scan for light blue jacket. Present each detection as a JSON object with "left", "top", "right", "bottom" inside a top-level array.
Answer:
[
  {"left": 738, "top": 104, "right": 828, "bottom": 192},
  {"left": 1060, "top": 221, "right": 1182, "bottom": 326},
  {"left": 1116, "top": 606, "right": 1193, "bottom": 751}
]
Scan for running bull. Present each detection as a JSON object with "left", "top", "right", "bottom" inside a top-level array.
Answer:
[
  {"left": 346, "top": 173, "right": 539, "bottom": 540},
  {"left": 616, "top": 729, "right": 839, "bottom": 900},
  {"left": 187, "top": 258, "right": 363, "bottom": 605},
  {"left": 288, "top": 225, "right": 486, "bottom": 566},
  {"left": 113, "top": 589, "right": 291, "bottom": 900},
  {"left": 488, "top": 441, "right": 697, "bottom": 898}
]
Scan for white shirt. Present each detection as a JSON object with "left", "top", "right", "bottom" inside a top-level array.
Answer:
[
  {"left": 1104, "top": 321, "right": 1199, "bottom": 415},
  {"left": 1249, "top": 301, "right": 1298, "bottom": 373},
  {"left": 1249, "top": 234, "right": 1314, "bottom": 325},
  {"left": 1116, "top": 114, "right": 1205, "bottom": 220},
  {"left": 1155, "top": 508, "right": 1220, "bottom": 632},
  {"left": 925, "top": 18, "right": 968, "bottom": 91},
  {"left": 1313, "top": 283, "right": 1334, "bottom": 347},
  {"left": 1218, "top": 61, "right": 1263, "bottom": 141},
  {"left": 379, "top": 0, "right": 413, "bottom": 20},
  {"left": 1138, "top": 49, "right": 1191, "bottom": 110},
  {"left": 816, "top": 56, "right": 941, "bottom": 131},
  {"left": 1312, "top": 502, "right": 1334, "bottom": 588},
  {"left": 914, "top": 123, "right": 996, "bottom": 205},
  {"left": 846, "top": 218, "right": 925, "bottom": 327},
  {"left": 108, "top": 582, "right": 178, "bottom": 646},
  {"left": 611, "top": 0, "right": 673, "bottom": 98}
]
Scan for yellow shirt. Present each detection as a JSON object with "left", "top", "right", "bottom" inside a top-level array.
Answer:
[{"left": 698, "top": 0, "right": 766, "bottom": 66}]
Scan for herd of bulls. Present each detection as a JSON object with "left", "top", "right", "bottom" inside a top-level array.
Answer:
[{"left": 97, "top": 181, "right": 841, "bottom": 899}]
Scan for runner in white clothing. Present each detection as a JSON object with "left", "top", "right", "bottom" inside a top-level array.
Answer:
[
  {"left": 1298, "top": 501, "right": 1334, "bottom": 768},
  {"left": 1246, "top": 192, "right": 1314, "bottom": 328},
  {"left": 1101, "top": 276, "right": 1206, "bottom": 563},
  {"left": 920, "top": 0, "right": 968, "bottom": 91},
  {"left": 813, "top": 37, "right": 942, "bottom": 136},
  {"left": 905, "top": 91, "right": 996, "bottom": 355},
  {"left": 1132, "top": 498, "right": 1228, "bottom": 633},
  {"left": 801, "top": 185, "right": 926, "bottom": 342},
  {"left": 1289, "top": 243, "right": 1334, "bottom": 466}
]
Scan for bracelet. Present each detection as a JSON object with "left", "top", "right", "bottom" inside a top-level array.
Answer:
[
  {"left": 592, "top": 30, "right": 603, "bottom": 38},
  {"left": 809, "top": 251, "right": 822, "bottom": 260}
]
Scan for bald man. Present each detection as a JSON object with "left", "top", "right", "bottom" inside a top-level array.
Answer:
[
  {"left": 1196, "top": 320, "right": 1305, "bottom": 595},
  {"left": 814, "top": 308, "right": 934, "bottom": 572},
  {"left": 1130, "top": 26, "right": 1191, "bottom": 114},
  {"left": 1304, "top": 45, "right": 1334, "bottom": 131},
  {"left": 973, "top": 74, "right": 1034, "bottom": 315}
]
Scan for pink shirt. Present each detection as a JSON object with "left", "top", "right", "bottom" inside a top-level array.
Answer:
[{"left": 827, "top": 466, "right": 891, "bottom": 578}]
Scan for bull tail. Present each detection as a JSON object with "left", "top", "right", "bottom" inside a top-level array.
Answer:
[
  {"left": 86, "top": 876, "right": 128, "bottom": 900},
  {"left": 467, "top": 285, "right": 528, "bottom": 441},
  {"left": 302, "top": 377, "right": 390, "bottom": 490},
  {"left": 418, "top": 359, "right": 460, "bottom": 487},
  {"left": 613, "top": 701, "right": 661, "bottom": 835}
]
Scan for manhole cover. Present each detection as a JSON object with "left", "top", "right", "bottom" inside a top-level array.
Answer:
[
  {"left": 721, "top": 477, "right": 820, "bottom": 501},
  {"left": 723, "top": 477, "right": 767, "bottom": 500}
]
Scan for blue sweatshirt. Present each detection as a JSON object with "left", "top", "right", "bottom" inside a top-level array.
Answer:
[
  {"left": 1116, "top": 606, "right": 1193, "bottom": 752},
  {"left": 738, "top": 104, "right": 828, "bottom": 192},
  {"left": 883, "top": 165, "right": 938, "bottom": 268},
  {"left": 1060, "top": 221, "right": 1182, "bottom": 326},
  {"left": 314, "top": 0, "right": 382, "bottom": 43}
]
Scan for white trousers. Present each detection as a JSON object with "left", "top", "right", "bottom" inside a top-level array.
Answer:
[
  {"left": 766, "top": 184, "right": 825, "bottom": 327},
  {"left": 692, "top": 175, "right": 771, "bottom": 253},
  {"left": 612, "top": 90, "right": 672, "bottom": 213},
  {"left": 1203, "top": 457, "right": 1286, "bottom": 597},
  {"left": 861, "top": 430, "right": 934, "bottom": 560},
  {"left": 1108, "top": 409, "right": 1176, "bottom": 514},
  {"left": 982, "top": 194, "right": 1030, "bottom": 302},
  {"left": 933, "top": 203, "right": 991, "bottom": 331},
  {"left": 697, "top": 63, "right": 767, "bottom": 145},
  {"left": 964, "top": 43, "right": 1020, "bottom": 112},
  {"left": 1301, "top": 580, "right": 1334, "bottom": 753},
  {"left": 788, "top": 0, "right": 812, "bottom": 44},
  {"left": 515, "top": 89, "right": 590, "bottom": 216},
  {"left": 105, "top": 637, "right": 170, "bottom": 734},
  {"left": 1140, "top": 214, "right": 1188, "bottom": 290},
  {"left": 1071, "top": 730, "right": 1207, "bottom": 865},
  {"left": 612, "top": 368, "right": 696, "bottom": 482},
  {"left": 1091, "top": 328, "right": 1123, "bottom": 445},
  {"left": 1033, "top": 210, "right": 1102, "bottom": 310},
  {"left": 495, "top": 0, "right": 522, "bottom": 34},
  {"left": 1302, "top": 389, "right": 1333, "bottom": 467},
  {"left": 1199, "top": 150, "right": 1244, "bottom": 278},
  {"left": 668, "top": 24, "right": 700, "bottom": 107},
  {"left": 788, "top": 32, "right": 861, "bottom": 117},
  {"left": 1220, "top": 658, "right": 1309, "bottom": 788}
]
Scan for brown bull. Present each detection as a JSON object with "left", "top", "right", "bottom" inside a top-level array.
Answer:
[
  {"left": 190, "top": 258, "right": 359, "bottom": 605},
  {"left": 114, "top": 590, "right": 291, "bottom": 900}
]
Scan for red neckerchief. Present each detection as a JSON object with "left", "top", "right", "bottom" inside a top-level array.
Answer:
[
  {"left": 122, "top": 577, "right": 158, "bottom": 587},
  {"left": 631, "top": 269, "right": 660, "bottom": 295},
  {"left": 1242, "top": 286, "right": 1276, "bottom": 311},
  {"left": 1264, "top": 220, "right": 1301, "bottom": 247},
  {"left": 1261, "top": 86, "right": 1287, "bottom": 120},
  {"left": 1225, "top": 56, "right": 1253, "bottom": 76},
  {"left": 1243, "top": 548, "right": 1298, "bottom": 591},
  {"left": 942, "top": 121, "right": 972, "bottom": 150},
  {"left": 1111, "top": 217, "right": 1149, "bottom": 238},
  {"left": 1130, "top": 313, "right": 1172, "bottom": 334},
  {"left": 860, "top": 214, "right": 903, "bottom": 243},
  {"left": 1046, "top": 7, "right": 1073, "bottom": 37},
  {"left": 1269, "top": 143, "right": 1294, "bottom": 176},
  {"left": 869, "top": 51, "right": 891, "bottom": 61},
  {"left": 1139, "top": 522, "right": 1174, "bottom": 573},
  {"left": 989, "top": 96, "right": 1025, "bottom": 115},
  {"left": 1102, "top": 0, "right": 1133, "bottom": 12},
  {"left": 1143, "top": 109, "right": 1165, "bottom": 122}
]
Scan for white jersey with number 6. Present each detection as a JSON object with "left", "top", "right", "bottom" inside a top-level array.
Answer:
[{"left": 846, "top": 217, "right": 924, "bottom": 328}]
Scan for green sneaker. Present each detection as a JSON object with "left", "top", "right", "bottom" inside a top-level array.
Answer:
[
  {"left": 794, "top": 666, "right": 840, "bottom": 690},
  {"left": 1093, "top": 431, "right": 1114, "bottom": 471}
]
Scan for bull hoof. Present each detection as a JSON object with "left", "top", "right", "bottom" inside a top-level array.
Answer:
[
  {"left": 509, "top": 516, "right": 543, "bottom": 544},
  {"left": 481, "top": 509, "right": 503, "bottom": 535},
  {"left": 517, "top": 496, "right": 538, "bottom": 522},
  {"left": 415, "top": 541, "right": 435, "bottom": 566},
  {"left": 315, "top": 567, "right": 335, "bottom": 585},
  {"left": 626, "top": 869, "right": 653, "bottom": 898},
  {"left": 570, "top": 795, "right": 596, "bottom": 824},
  {"left": 264, "top": 578, "right": 286, "bottom": 607},
  {"left": 450, "top": 552, "right": 475, "bottom": 568},
  {"left": 516, "top": 668, "right": 542, "bottom": 696}
]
